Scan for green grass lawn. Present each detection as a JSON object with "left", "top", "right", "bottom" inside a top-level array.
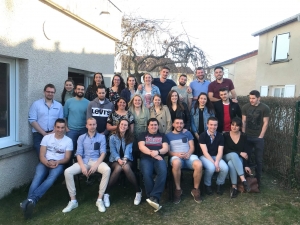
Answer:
[{"left": 0, "top": 172, "right": 299, "bottom": 225}]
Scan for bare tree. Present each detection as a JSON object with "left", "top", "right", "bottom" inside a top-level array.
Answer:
[{"left": 116, "top": 15, "right": 209, "bottom": 83}]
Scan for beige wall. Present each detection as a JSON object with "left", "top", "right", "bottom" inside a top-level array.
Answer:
[{"left": 256, "top": 21, "right": 300, "bottom": 96}]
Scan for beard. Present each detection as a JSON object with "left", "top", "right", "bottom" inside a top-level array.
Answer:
[
  {"left": 76, "top": 92, "right": 84, "bottom": 98},
  {"left": 174, "top": 127, "right": 183, "bottom": 132},
  {"left": 179, "top": 82, "right": 186, "bottom": 86}
]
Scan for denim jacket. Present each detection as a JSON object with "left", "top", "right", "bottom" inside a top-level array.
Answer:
[
  {"left": 190, "top": 107, "right": 215, "bottom": 134},
  {"left": 136, "top": 84, "right": 160, "bottom": 107},
  {"left": 109, "top": 134, "right": 133, "bottom": 162}
]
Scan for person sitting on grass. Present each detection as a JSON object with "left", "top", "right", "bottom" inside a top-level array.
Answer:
[
  {"left": 138, "top": 118, "right": 169, "bottom": 212},
  {"left": 103, "top": 119, "right": 142, "bottom": 207},
  {"left": 62, "top": 117, "right": 111, "bottom": 213},
  {"left": 223, "top": 117, "right": 251, "bottom": 198},
  {"left": 167, "top": 118, "right": 203, "bottom": 204},
  {"left": 20, "top": 118, "right": 73, "bottom": 219}
]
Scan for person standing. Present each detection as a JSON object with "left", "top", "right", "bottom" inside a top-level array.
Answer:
[
  {"left": 64, "top": 83, "right": 89, "bottom": 154},
  {"left": 62, "top": 118, "right": 111, "bottom": 213},
  {"left": 171, "top": 74, "right": 193, "bottom": 110},
  {"left": 242, "top": 90, "right": 270, "bottom": 187},
  {"left": 85, "top": 72, "right": 106, "bottom": 101},
  {"left": 61, "top": 79, "right": 75, "bottom": 106},
  {"left": 107, "top": 74, "right": 125, "bottom": 105},
  {"left": 28, "top": 84, "right": 63, "bottom": 156},
  {"left": 214, "top": 87, "right": 241, "bottom": 133},
  {"left": 120, "top": 75, "right": 138, "bottom": 103},
  {"left": 208, "top": 66, "right": 237, "bottom": 102},
  {"left": 152, "top": 66, "right": 176, "bottom": 105}
]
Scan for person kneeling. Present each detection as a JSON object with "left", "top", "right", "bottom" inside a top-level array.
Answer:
[
  {"left": 20, "top": 119, "right": 73, "bottom": 219},
  {"left": 167, "top": 118, "right": 203, "bottom": 204},
  {"left": 62, "top": 117, "right": 111, "bottom": 213},
  {"left": 103, "top": 119, "right": 142, "bottom": 207}
]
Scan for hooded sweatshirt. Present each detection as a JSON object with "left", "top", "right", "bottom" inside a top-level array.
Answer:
[{"left": 86, "top": 97, "right": 114, "bottom": 135}]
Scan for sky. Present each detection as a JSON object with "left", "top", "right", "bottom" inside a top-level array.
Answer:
[{"left": 112, "top": 0, "right": 300, "bottom": 65}]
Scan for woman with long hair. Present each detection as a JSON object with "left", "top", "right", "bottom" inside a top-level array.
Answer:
[
  {"left": 103, "top": 119, "right": 142, "bottom": 207},
  {"left": 190, "top": 92, "right": 215, "bottom": 156},
  {"left": 85, "top": 72, "right": 105, "bottom": 101},
  {"left": 107, "top": 74, "right": 125, "bottom": 105},
  {"left": 149, "top": 94, "right": 172, "bottom": 134},
  {"left": 61, "top": 79, "right": 75, "bottom": 105},
  {"left": 136, "top": 73, "right": 160, "bottom": 109},
  {"left": 166, "top": 90, "right": 190, "bottom": 130},
  {"left": 121, "top": 75, "right": 138, "bottom": 103},
  {"left": 107, "top": 97, "right": 134, "bottom": 134},
  {"left": 223, "top": 117, "right": 251, "bottom": 198}
]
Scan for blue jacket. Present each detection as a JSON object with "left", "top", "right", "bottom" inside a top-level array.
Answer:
[
  {"left": 136, "top": 84, "right": 160, "bottom": 107},
  {"left": 190, "top": 107, "right": 215, "bottom": 134},
  {"left": 109, "top": 134, "right": 133, "bottom": 162}
]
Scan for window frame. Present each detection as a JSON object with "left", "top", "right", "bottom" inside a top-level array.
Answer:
[{"left": 271, "top": 32, "right": 290, "bottom": 62}]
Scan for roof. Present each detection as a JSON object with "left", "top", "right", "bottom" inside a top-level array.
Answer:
[
  {"left": 209, "top": 50, "right": 258, "bottom": 68},
  {"left": 252, "top": 13, "right": 300, "bottom": 37},
  {"left": 176, "top": 66, "right": 194, "bottom": 74}
]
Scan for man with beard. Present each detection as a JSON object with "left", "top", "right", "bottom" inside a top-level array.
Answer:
[
  {"left": 64, "top": 83, "right": 89, "bottom": 154},
  {"left": 189, "top": 67, "right": 210, "bottom": 107},
  {"left": 166, "top": 118, "right": 202, "bottom": 204},
  {"left": 171, "top": 74, "right": 193, "bottom": 110},
  {"left": 29, "top": 84, "right": 63, "bottom": 156},
  {"left": 214, "top": 87, "right": 241, "bottom": 132},
  {"left": 208, "top": 66, "right": 237, "bottom": 102},
  {"left": 152, "top": 66, "right": 176, "bottom": 105},
  {"left": 86, "top": 85, "right": 114, "bottom": 135}
]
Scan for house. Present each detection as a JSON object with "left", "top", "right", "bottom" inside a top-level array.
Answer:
[
  {"left": 252, "top": 13, "right": 300, "bottom": 97},
  {"left": 0, "top": 0, "right": 122, "bottom": 198},
  {"left": 208, "top": 50, "right": 258, "bottom": 96}
]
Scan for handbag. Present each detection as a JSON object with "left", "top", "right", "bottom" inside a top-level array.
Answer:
[{"left": 237, "top": 176, "right": 260, "bottom": 193}]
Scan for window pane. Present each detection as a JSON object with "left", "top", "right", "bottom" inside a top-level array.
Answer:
[
  {"left": 0, "top": 62, "right": 9, "bottom": 138},
  {"left": 275, "top": 33, "right": 290, "bottom": 61},
  {"left": 274, "top": 88, "right": 280, "bottom": 97}
]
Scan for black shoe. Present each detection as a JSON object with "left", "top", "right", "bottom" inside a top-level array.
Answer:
[
  {"left": 216, "top": 184, "right": 224, "bottom": 195},
  {"left": 205, "top": 185, "right": 213, "bottom": 195},
  {"left": 24, "top": 200, "right": 34, "bottom": 219},
  {"left": 230, "top": 188, "right": 238, "bottom": 198},
  {"left": 243, "top": 181, "right": 251, "bottom": 192}
]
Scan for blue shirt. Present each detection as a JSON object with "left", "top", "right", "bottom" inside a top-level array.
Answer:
[
  {"left": 189, "top": 80, "right": 210, "bottom": 98},
  {"left": 64, "top": 97, "right": 89, "bottom": 130},
  {"left": 166, "top": 131, "right": 193, "bottom": 153},
  {"left": 76, "top": 132, "right": 106, "bottom": 164},
  {"left": 28, "top": 98, "right": 63, "bottom": 132}
]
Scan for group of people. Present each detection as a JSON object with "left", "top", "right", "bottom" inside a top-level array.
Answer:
[{"left": 21, "top": 66, "right": 270, "bottom": 219}]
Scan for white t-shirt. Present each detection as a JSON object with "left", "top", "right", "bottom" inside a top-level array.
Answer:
[{"left": 41, "top": 133, "right": 73, "bottom": 161}]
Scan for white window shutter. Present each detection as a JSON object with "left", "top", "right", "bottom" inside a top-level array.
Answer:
[
  {"left": 284, "top": 85, "right": 295, "bottom": 97},
  {"left": 275, "top": 33, "right": 290, "bottom": 61},
  {"left": 260, "top": 86, "right": 268, "bottom": 96},
  {"left": 271, "top": 36, "right": 276, "bottom": 62}
]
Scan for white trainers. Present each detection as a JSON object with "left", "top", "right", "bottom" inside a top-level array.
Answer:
[
  {"left": 134, "top": 190, "right": 142, "bottom": 205},
  {"left": 103, "top": 194, "right": 110, "bottom": 207},
  {"left": 62, "top": 201, "right": 78, "bottom": 213},
  {"left": 96, "top": 199, "right": 106, "bottom": 212}
]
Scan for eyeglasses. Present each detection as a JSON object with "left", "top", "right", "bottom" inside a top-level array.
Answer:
[{"left": 45, "top": 91, "right": 55, "bottom": 94}]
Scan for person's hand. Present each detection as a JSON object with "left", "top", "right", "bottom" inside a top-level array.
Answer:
[
  {"left": 195, "top": 133, "right": 199, "bottom": 140},
  {"left": 154, "top": 155, "right": 163, "bottom": 161},
  {"left": 88, "top": 164, "right": 98, "bottom": 176},
  {"left": 232, "top": 98, "right": 238, "bottom": 103},
  {"left": 183, "top": 152, "right": 191, "bottom": 159},
  {"left": 117, "top": 158, "right": 124, "bottom": 166},
  {"left": 214, "top": 161, "right": 220, "bottom": 172},
  {"left": 240, "top": 152, "right": 248, "bottom": 160},
  {"left": 81, "top": 166, "right": 88, "bottom": 177},
  {"left": 138, "top": 84, "right": 142, "bottom": 91},
  {"left": 150, "top": 150, "right": 159, "bottom": 158},
  {"left": 182, "top": 129, "right": 187, "bottom": 133},
  {"left": 187, "top": 86, "right": 192, "bottom": 94},
  {"left": 245, "top": 167, "right": 252, "bottom": 175}
]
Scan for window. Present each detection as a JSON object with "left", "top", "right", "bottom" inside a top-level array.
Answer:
[
  {"left": 273, "top": 87, "right": 285, "bottom": 98},
  {"left": 223, "top": 68, "right": 229, "bottom": 78},
  {"left": 271, "top": 33, "right": 290, "bottom": 62},
  {"left": 0, "top": 57, "right": 18, "bottom": 149},
  {"left": 271, "top": 85, "right": 295, "bottom": 98}
]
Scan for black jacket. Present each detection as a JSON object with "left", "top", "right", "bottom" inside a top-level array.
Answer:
[{"left": 213, "top": 99, "right": 241, "bottom": 132}]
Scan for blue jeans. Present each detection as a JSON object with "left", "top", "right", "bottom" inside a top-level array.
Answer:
[
  {"left": 33, "top": 132, "right": 44, "bottom": 156},
  {"left": 223, "top": 152, "right": 244, "bottom": 185},
  {"left": 27, "top": 162, "right": 64, "bottom": 204},
  {"left": 200, "top": 156, "right": 228, "bottom": 186},
  {"left": 140, "top": 157, "right": 167, "bottom": 201},
  {"left": 246, "top": 136, "right": 264, "bottom": 184},
  {"left": 66, "top": 128, "right": 87, "bottom": 153}
]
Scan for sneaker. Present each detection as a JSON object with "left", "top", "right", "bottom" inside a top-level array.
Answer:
[
  {"left": 24, "top": 200, "right": 34, "bottom": 219},
  {"left": 96, "top": 199, "right": 106, "bottom": 212},
  {"left": 103, "top": 194, "right": 110, "bottom": 207},
  {"left": 191, "top": 188, "right": 201, "bottom": 203},
  {"left": 230, "top": 188, "right": 238, "bottom": 198},
  {"left": 205, "top": 185, "right": 213, "bottom": 195},
  {"left": 134, "top": 190, "right": 142, "bottom": 205},
  {"left": 62, "top": 201, "right": 78, "bottom": 213},
  {"left": 216, "top": 184, "right": 224, "bottom": 195},
  {"left": 173, "top": 189, "right": 182, "bottom": 204},
  {"left": 20, "top": 199, "right": 29, "bottom": 212},
  {"left": 146, "top": 197, "right": 160, "bottom": 210},
  {"left": 243, "top": 181, "right": 251, "bottom": 192}
]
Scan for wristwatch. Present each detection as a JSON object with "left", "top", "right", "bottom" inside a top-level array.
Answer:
[{"left": 158, "top": 150, "right": 161, "bottom": 155}]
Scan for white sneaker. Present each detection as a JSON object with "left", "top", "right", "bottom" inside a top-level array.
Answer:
[
  {"left": 62, "top": 201, "right": 78, "bottom": 213},
  {"left": 96, "top": 200, "right": 106, "bottom": 212},
  {"left": 134, "top": 190, "right": 142, "bottom": 205},
  {"left": 103, "top": 194, "right": 110, "bottom": 207}
]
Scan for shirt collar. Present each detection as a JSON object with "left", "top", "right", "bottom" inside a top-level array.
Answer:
[{"left": 206, "top": 130, "right": 216, "bottom": 137}]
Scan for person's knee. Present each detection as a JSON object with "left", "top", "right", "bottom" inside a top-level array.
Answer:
[
  {"left": 171, "top": 158, "right": 182, "bottom": 170},
  {"left": 193, "top": 160, "right": 203, "bottom": 171}
]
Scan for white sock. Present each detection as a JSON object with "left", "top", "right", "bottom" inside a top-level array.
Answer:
[{"left": 71, "top": 200, "right": 77, "bottom": 203}]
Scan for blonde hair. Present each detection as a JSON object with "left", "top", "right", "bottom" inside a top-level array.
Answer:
[{"left": 128, "top": 94, "right": 146, "bottom": 115}]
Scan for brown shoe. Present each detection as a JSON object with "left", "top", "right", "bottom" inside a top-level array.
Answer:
[
  {"left": 173, "top": 189, "right": 182, "bottom": 204},
  {"left": 191, "top": 188, "right": 201, "bottom": 203}
]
